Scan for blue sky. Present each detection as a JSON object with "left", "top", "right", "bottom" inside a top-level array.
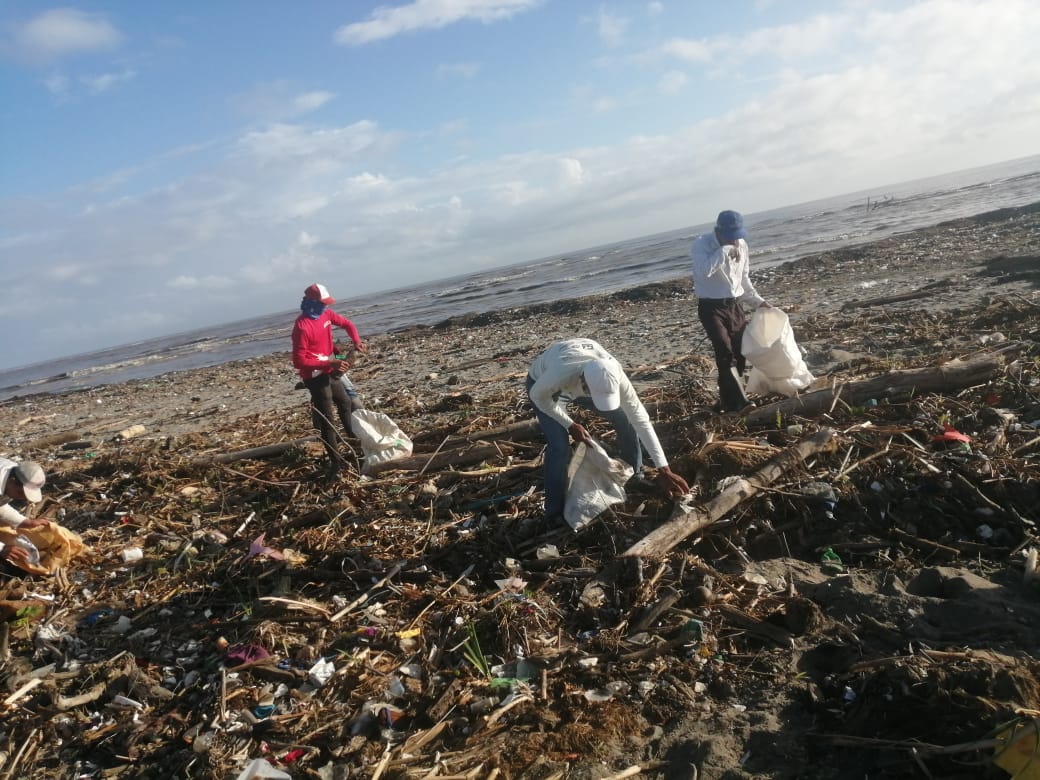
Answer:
[{"left": 2, "top": 0, "right": 1039, "bottom": 370}]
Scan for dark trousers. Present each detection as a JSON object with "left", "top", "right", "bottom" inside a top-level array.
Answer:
[
  {"left": 698, "top": 298, "right": 749, "bottom": 411},
  {"left": 303, "top": 373, "right": 356, "bottom": 462}
]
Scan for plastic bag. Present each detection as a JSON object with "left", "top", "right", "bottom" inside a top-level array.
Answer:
[
  {"left": 563, "top": 440, "right": 634, "bottom": 531},
  {"left": 0, "top": 523, "right": 86, "bottom": 576},
  {"left": 741, "top": 306, "right": 814, "bottom": 397},
  {"left": 350, "top": 409, "right": 413, "bottom": 475}
]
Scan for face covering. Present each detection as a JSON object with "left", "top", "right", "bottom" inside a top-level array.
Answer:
[{"left": 301, "top": 299, "right": 326, "bottom": 319}]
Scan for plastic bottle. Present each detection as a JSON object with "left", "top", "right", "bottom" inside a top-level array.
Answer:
[
  {"left": 801, "top": 482, "right": 838, "bottom": 517},
  {"left": 12, "top": 536, "right": 41, "bottom": 566}
]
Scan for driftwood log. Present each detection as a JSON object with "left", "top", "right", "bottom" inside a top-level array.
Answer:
[
  {"left": 840, "top": 279, "right": 951, "bottom": 310},
  {"left": 580, "top": 429, "right": 836, "bottom": 607},
  {"left": 191, "top": 435, "right": 320, "bottom": 465},
  {"left": 625, "top": 428, "right": 836, "bottom": 558},
  {"left": 363, "top": 442, "right": 516, "bottom": 476},
  {"left": 746, "top": 352, "right": 1007, "bottom": 427}
]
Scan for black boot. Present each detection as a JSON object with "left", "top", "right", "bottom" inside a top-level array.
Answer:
[{"left": 718, "top": 367, "right": 749, "bottom": 412}]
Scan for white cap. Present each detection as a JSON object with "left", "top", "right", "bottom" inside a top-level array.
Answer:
[
  {"left": 583, "top": 359, "right": 622, "bottom": 411},
  {"left": 13, "top": 461, "right": 45, "bottom": 503}
]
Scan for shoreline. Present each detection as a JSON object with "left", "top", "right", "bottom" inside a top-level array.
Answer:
[{"left": 2, "top": 200, "right": 1039, "bottom": 453}]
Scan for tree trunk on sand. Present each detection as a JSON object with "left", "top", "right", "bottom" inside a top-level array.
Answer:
[
  {"left": 363, "top": 442, "right": 515, "bottom": 476},
  {"left": 746, "top": 353, "right": 1006, "bottom": 427},
  {"left": 192, "top": 436, "right": 320, "bottom": 465}
]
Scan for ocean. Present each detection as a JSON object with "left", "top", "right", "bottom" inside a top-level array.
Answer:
[{"left": 3, "top": 154, "right": 1039, "bottom": 402}]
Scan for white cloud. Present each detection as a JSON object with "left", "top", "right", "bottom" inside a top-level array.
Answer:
[
  {"left": 169, "top": 274, "right": 235, "bottom": 289},
  {"left": 231, "top": 82, "right": 336, "bottom": 120},
  {"left": 597, "top": 10, "right": 628, "bottom": 45},
  {"left": 6, "top": 8, "right": 122, "bottom": 64},
  {"left": 81, "top": 68, "right": 136, "bottom": 94},
  {"left": 647, "top": 2, "right": 663, "bottom": 16},
  {"left": 659, "top": 37, "right": 711, "bottom": 63},
  {"left": 334, "top": 0, "right": 542, "bottom": 45},
  {"left": 293, "top": 91, "right": 334, "bottom": 113},
  {"left": 436, "top": 61, "right": 481, "bottom": 79},
  {"left": 43, "top": 72, "right": 70, "bottom": 97},
  {"left": 4, "top": 0, "right": 1040, "bottom": 370},
  {"left": 658, "top": 70, "right": 686, "bottom": 94}
]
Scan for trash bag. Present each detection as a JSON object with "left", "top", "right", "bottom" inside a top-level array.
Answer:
[
  {"left": 350, "top": 409, "right": 413, "bottom": 475},
  {"left": 0, "top": 523, "right": 86, "bottom": 576},
  {"left": 741, "top": 306, "right": 814, "bottom": 397},
  {"left": 563, "top": 440, "right": 634, "bottom": 531}
]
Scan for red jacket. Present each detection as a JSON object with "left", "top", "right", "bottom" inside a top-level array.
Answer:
[{"left": 291, "top": 309, "right": 362, "bottom": 380}]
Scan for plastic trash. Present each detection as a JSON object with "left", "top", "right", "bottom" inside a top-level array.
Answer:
[
  {"left": 741, "top": 307, "right": 815, "bottom": 396},
  {"left": 563, "top": 440, "right": 633, "bottom": 531},
  {"left": 1025, "top": 548, "right": 1038, "bottom": 585},
  {"left": 235, "top": 758, "right": 292, "bottom": 780},
  {"left": 351, "top": 410, "right": 413, "bottom": 475},
  {"left": 116, "top": 424, "right": 147, "bottom": 441},
  {"left": 120, "top": 546, "right": 143, "bottom": 563},
  {"left": 820, "top": 547, "right": 844, "bottom": 574},
  {"left": 801, "top": 482, "right": 837, "bottom": 517},
  {"left": 11, "top": 536, "right": 41, "bottom": 566},
  {"left": 993, "top": 718, "right": 1040, "bottom": 779},
  {"left": 308, "top": 657, "right": 335, "bottom": 687}
]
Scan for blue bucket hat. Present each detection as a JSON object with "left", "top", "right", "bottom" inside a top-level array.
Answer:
[{"left": 715, "top": 210, "right": 747, "bottom": 242}]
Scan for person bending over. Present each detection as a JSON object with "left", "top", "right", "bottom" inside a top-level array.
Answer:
[{"left": 526, "top": 338, "right": 689, "bottom": 525}]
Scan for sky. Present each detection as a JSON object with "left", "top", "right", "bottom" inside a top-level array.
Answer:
[{"left": 2, "top": 0, "right": 1039, "bottom": 371}]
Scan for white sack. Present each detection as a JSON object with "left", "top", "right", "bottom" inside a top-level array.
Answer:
[
  {"left": 741, "top": 307, "right": 814, "bottom": 397},
  {"left": 351, "top": 409, "right": 413, "bottom": 475},
  {"left": 563, "top": 440, "right": 634, "bottom": 532}
]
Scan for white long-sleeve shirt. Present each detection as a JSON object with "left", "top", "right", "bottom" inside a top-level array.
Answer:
[
  {"left": 690, "top": 234, "right": 764, "bottom": 306},
  {"left": 527, "top": 339, "right": 669, "bottom": 467},
  {"left": 0, "top": 459, "right": 27, "bottom": 528}
]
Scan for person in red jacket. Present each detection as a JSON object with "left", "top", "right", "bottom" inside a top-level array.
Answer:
[{"left": 291, "top": 283, "right": 367, "bottom": 476}]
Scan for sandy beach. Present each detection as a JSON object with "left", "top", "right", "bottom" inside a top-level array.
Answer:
[
  {"left": 4, "top": 203, "right": 1038, "bottom": 447},
  {"left": 0, "top": 202, "right": 1038, "bottom": 780}
]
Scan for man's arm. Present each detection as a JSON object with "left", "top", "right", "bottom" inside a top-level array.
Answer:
[
  {"left": 619, "top": 382, "right": 690, "bottom": 496},
  {"left": 691, "top": 237, "right": 728, "bottom": 281},
  {"left": 327, "top": 311, "right": 364, "bottom": 351},
  {"left": 528, "top": 375, "right": 574, "bottom": 429}
]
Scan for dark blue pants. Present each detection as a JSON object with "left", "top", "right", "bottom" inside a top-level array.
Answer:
[{"left": 526, "top": 375, "right": 641, "bottom": 518}]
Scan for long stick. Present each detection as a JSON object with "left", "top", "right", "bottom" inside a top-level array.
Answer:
[{"left": 329, "top": 562, "right": 404, "bottom": 622}]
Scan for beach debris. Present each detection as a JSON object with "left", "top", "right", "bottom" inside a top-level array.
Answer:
[{"left": 0, "top": 206, "right": 1038, "bottom": 779}]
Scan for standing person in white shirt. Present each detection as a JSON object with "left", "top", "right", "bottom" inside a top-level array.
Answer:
[
  {"left": 691, "top": 210, "right": 772, "bottom": 412},
  {"left": 526, "top": 339, "right": 689, "bottom": 526}
]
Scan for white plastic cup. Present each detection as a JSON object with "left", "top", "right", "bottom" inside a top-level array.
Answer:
[{"left": 121, "top": 547, "right": 144, "bottom": 563}]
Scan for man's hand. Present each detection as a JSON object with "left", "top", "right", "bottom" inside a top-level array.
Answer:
[
  {"left": 567, "top": 422, "right": 593, "bottom": 445},
  {"left": 654, "top": 466, "right": 690, "bottom": 498},
  {"left": 18, "top": 517, "right": 50, "bottom": 530},
  {"left": 327, "top": 359, "right": 347, "bottom": 374},
  {"left": 758, "top": 301, "right": 773, "bottom": 309},
  {"left": 355, "top": 341, "right": 367, "bottom": 353},
  {"left": 2, "top": 544, "right": 32, "bottom": 566}
]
